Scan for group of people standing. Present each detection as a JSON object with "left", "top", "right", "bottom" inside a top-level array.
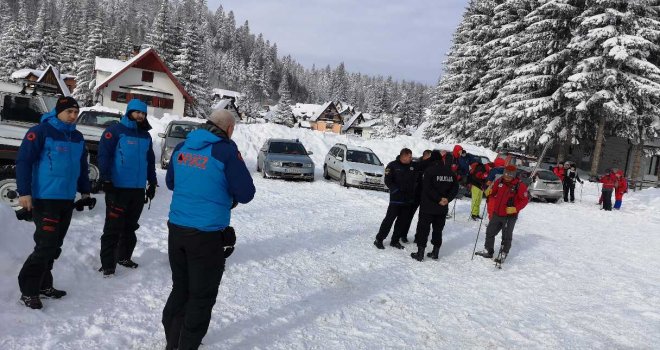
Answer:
[
  {"left": 552, "top": 161, "right": 629, "bottom": 211},
  {"left": 15, "top": 95, "right": 255, "bottom": 350},
  {"left": 374, "top": 146, "right": 529, "bottom": 264}
]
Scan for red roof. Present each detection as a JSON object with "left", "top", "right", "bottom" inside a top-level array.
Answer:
[{"left": 96, "top": 48, "right": 193, "bottom": 103}]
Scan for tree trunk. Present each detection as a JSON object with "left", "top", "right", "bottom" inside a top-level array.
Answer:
[
  {"left": 590, "top": 115, "right": 606, "bottom": 176},
  {"left": 629, "top": 142, "right": 643, "bottom": 190}
]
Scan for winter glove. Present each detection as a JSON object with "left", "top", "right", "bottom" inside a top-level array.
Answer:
[
  {"left": 102, "top": 181, "right": 115, "bottom": 193},
  {"left": 223, "top": 226, "right": 236, "bottom": 258},
  {"left": 75, "top": 197, "right": 97, "bottom": 211},
  {"left": 145, "top": 183, "right": 157, "bottom": 201},
  {"left": 506, "top": 207, "right": 517, "bottom": 215},
  {"left": 484, "top": 187, "right": 493, "bottom": 197},
  {"left": 15, "top": 207, "right": 33, "bottom": 222}
]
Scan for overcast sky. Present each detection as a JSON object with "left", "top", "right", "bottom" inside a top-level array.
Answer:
[{"left": 207, "top": 0, "right": 469, "bottom": 85}]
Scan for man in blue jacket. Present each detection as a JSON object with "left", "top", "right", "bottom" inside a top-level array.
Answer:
[
  {"left": 97, "top": 99, "right": 157, "bottom": 276},
  {"left": 162, "top": 109, "right": 255, "bottom": 350},
  {"left": 16, "top": 96, "right": 91, "bottom": 309}
]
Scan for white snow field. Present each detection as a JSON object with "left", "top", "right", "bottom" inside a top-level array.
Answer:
[{"left": 1, "top": 121, "right": 659, "bottom": 349}]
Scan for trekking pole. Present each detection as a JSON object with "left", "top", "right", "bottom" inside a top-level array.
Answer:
[
  {"left": 471, "top": 201, "right": 489, "bottom": 260},
  {"left": 452, "top": 197, "right": 457, "bottom": 222}
]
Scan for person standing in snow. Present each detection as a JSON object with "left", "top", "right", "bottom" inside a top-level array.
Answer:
[
  {"left": 553, "top": 162, "right": 565, "bottom": 182},
  {"left": 599, "top": 169, "right": 617, "bottom": 211},
  {"left": 485, "top": 158, "right": 506, "bottom": 219},
  {"left": 467, "top": 160, "right": 491, "bottom": 220},
  {"left": 374, "top": 148, "right": 418, "bottom": 249},
  {"left": 613, "top": 170, "right": 628, "bottom": 210},
  {"left": 162, "top": 109, "right": 255, "bottom": 350},
  {"left": 411, "top": 150, "right": 459, "bottom": 261},
  {"left": 16, "top": 96, "right": 92, "bottom": 309},
  {"left": 400, "top": 149, "right": 432, "bottom": 244},
  {"left": 475, "top": 165, "right": 529, "bottom": 263},
  {"left": 562, "top": 162, "right": 583, "bottom": 203},
  {"left": 97, "top": 99, "right": 157, "bottom": 276}
]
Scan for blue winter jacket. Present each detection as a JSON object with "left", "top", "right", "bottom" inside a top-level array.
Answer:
[
  {"left": 166, "top": 127, "right": 255, "bottom": 232},
  {"left": 16, "top": 109, "right": 91, "bottom": 200},
  {"left": 97, "top": 99, "right": 156, "bottom": 189},
  {"left": 457, "top": 154, "right": 474, "bottom": 177}
]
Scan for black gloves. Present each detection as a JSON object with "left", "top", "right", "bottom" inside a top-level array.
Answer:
[
  {"left": 75, "top": 197, "right": 97, "bottom": 211},
  {"left": 146, "top": 183, "right": 157, "bottom": 201},
  {"left": 223, "top": 226, "right": 236, "bottom": 258},
  {"left": 102, "top": 181, "right": 115, "bottom": 193},
  {"left": 15, "top": 208, "right": 33, "bottom": 222}
]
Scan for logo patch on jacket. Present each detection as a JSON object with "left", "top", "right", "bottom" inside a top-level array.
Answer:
[
  {"left": 177, "top": 152, "right": 208, "bottom": 170},
  {"left": 26, "top": 132, "right": 36, "bottom": 141},
  {"left": 436, "top": 176, "right": 453, "bottom": 182},
  {"left": 104, "top": 132, "right": 113, "bottom": 139}
]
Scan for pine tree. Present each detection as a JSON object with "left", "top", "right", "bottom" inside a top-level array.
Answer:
[
  {"left": 0, "top": 9, "right": 22, "bottom": 81},
  {"left": 174, "top": 22, "right": 211, "bottom": 118},
  {"left": 273, "top": 77, "right": 295, "bottom": 127},
  {"left": 330, "top": 62, "right": 349, "bottom": 102},
  {"left": 74, "top": 10, "right": 105, "bottom": 106},
  {"left": 144, "top": 0, "right": 172, "bottom": 61}
]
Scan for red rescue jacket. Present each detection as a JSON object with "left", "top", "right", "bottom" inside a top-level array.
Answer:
[
  {"left": 553, "top": 166, "right": 565, "bottom": 181},
  {"left": 615, "top": 174, "right": 628, "bottom": 200},
  {"left": 487, "top": 177, "right": 529, "bottom": 217},
  {"left": 600, "top": 173, "right": 616, "bottom": 190}
]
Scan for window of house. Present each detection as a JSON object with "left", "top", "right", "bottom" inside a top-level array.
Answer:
[
  {"left": 142, "top": 71, "right": 154, "bottom": 82},
  {"left": 111, "top": 91, "right": 127, "bottom": 103},
  {"left": 159, "top": 98, "right": 174, "bottom": 110},
  {"left": 648, "top": 156, "right": 659, "bottom": 176}
]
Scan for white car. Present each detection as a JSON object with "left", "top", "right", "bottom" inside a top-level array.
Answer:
[{"left": 323, "top": 143, "right": 386, "bottom": 190}]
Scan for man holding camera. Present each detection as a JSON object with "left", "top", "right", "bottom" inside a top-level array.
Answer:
[
  {"left": 97, "top": 99, "right": 157, "bottom": 276},
  {"left": 162, "top": 109, "right": 255, "bottom": 350}
]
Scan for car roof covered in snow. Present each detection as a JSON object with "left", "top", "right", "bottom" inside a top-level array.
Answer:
[
  {"left": 268, "top": 138, "right": 302, "bottom": 144},
  {"left": 79, "top": 105, "right": 123, "bottom": 115}
]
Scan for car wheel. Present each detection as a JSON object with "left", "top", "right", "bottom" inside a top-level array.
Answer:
[
  {"left": 0, "top": 178, "right": 19, "bottom": 208},
  {"left": 340, "top": 172, "right": 348, "bottom": 188},
  {"left": 262, "top": 162, "right": 268, "bottom": 178},
  {"left": 546, "top": 198, "right": 558, "bottom": 204},
  {"left": 323, "top": 165, "right": 330, "bottom": 180}
]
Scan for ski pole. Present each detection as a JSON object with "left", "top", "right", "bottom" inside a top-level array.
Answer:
[
  {"left": 452, "top": 197, "right": 457, "bottom": 222},
  {"left": 471, "top": 201, "right": 488, "bottom": 260}
]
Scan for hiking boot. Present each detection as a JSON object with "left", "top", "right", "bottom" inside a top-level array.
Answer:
[
  {"left": 389, "top": 241, "right": 404, "bottom": 250},
  {"left": 471, "top": 215, "right": 482, "bottom": 221},
  {"left": 99, "top": 267, "right": 115, "bottom": 277},
  {"left": 373, "top": 240, "right": 385, "bottom": 250},
  {"left": 474, "top": 249, "right": 494, "bottom": 259},
  {"left": 40, "top": 287, "right": 66, "bottom": 299},
  {"left": 411, "top": 248, "right": 425, "bottom": 262},
  {"left": 118, "top": 259, "right": 139, "bottom": 269},
  {"left": 400, "top": 237, "right": 409, "bottom": 243},
  {"left": 20, "top": 295, "right": 43, "bottom": 309},
  {"left": 494, "top": 251, "right": 508, "bottom": 264},
  {"left": 426, "top": 245, "right": 440, "bottom": 260}
]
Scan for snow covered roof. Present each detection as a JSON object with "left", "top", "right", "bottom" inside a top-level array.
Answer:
[
  {"left": 310, "top": 102, "right": 334, "bottom": 121},
  {"left": 11, "top": 66, "right": 73, "bottom": 96},
  {"left": 212, "top": 88, "right": 243, "bottom": 99},
  {"left": 79, "top": 104, "right": 123, "bottom": 115},
  {"left": 358, "top": 119, "right": 380, "bottom": 128},
  {"left": 94, "top": 48, "right": 192, "bottom": 102},
  {"left": 11, "top": 68, "right": 75, "bottom": 80},
  {"left": 40, "top": 65, "right": 71, "bottom": 96},
  {"left": 95, "top": 57, "right": 127, "bottom": 74},
  {"left": 342, "top": 113, "right": 364, "bottom": 132},
  {"left": 292, "top": 103, "right": 322, "bottom": 119},
  {"left": 212, "top": 99, "right": 238, "bottom": 111}
]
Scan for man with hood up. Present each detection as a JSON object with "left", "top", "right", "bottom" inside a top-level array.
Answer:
[
  {"left": 163, "top": 109, "right": 255, "bottom": 350},
  {"left": 16, "top": 96, "right": 92, "bottom": 309},
  {"left": 411, "top": 150, "right": 459, "bottom": 261},
  {"left": 97, "top": 99, "right": 157, "bottom": 276}
]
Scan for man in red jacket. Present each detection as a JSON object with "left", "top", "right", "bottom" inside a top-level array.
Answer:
[
  {"left": 475, "top": 165, "right": 529, "bottom": 263},
  {"left": 599, "top": 169, "right": 617, "bottom": 211},
  {"left": 553, "top": 163, "right": 565, "bottom": 182}
]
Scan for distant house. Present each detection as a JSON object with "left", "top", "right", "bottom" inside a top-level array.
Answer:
[
  {"left": 212, "top": 88, "right": 242, "bottom": 101},
  {"left": 94, "top": 48, "right": 193, "bottom": 118},
  {"left": 212, "top": 98, "right": 240, "bottom": 121},
  {"left": 291, "top": 101, "right": 343, "bottom": 133},
  {"left": 342, "top": 112, "right": 375, "bottom": 139},
  {"left": 11, "top": 65, "right": 75, "bottom": 96}
]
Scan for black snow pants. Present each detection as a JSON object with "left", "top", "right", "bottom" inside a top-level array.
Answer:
[
  {"left": 100, "top": 188, "right": 145, "bottom": 270},
  {"left": 414, "top": 212, "right": 446, "bottom": 249},
  {"left": 563, "top": 180, "right": 575, "bottom": 202},
  {"left": 602, "top": 189, "right": 613, "bottom": 211},
  {"left": 162, "top": 222, "right": 229, "bottom": 350},
  {"left": 375, "top": 204, "right": 413, "bottom": 244},
  {"left": 18, "top": 199, "right": 74, "bottom": 297},
  {"left": 484, "top": 214, "right": 517, "bottom": 254},
  {"left": 398, "top": 202, "right": 420, "bottom": 241}
]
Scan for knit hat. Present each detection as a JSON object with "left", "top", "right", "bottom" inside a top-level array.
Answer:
[
  {"left": 55, "top": 96, "right": 80, "bottom": 115},
  {"left": 504, "top": 165, "right": 517, "bottom": 177}
]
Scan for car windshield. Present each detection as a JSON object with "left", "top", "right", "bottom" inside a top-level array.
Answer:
[
  {"left": 1, "top": 95, "right": 46, "bottom": 124},
  {"left": 535, "top": 170, "right": 560, "bottom": 181},
  {"left": 78, "top": 111, "right": 122, "bottom": 127},
  {"left": 346, "top": 150, "right": 382, "bottom": 165},
  {"left": 168, "top": 124, "right": 197, "bottom": 138},
  {"left": 269, "top": 142, "right": 307, "bottom": 155}
]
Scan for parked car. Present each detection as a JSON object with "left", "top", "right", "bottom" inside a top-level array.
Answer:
[
  {"left": 518, "top": 166, "right": 563, "bottom": 203},
  {"left": 158, "top": 120, "right": 201, "bottom": 169},
  {"left": 256, "top": 138, "right": 315, "bottom": 181},
  {"left": 323, "top": 143, "right": 385, "bottom": 190},
  {"left": 76, "top": 106, "right": 123, "bottom": 190},
  {"left": 496, "top": 149, "right": 537, "bottom": 167}
]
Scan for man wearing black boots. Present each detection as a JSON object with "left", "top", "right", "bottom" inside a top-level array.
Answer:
[
  {"left": 97, "top": 99, "right": 157, "bottom": 276},
  {"left": 15, "top": 96, "right": 92, "bottom": 309},
  {"left": 411, "top": 150, "right": 459, "bottom": 261},
  {"left": 374, "top": 148, "right": 419, "bottom": 250}
]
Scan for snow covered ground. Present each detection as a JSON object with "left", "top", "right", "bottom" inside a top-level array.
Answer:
[{"left": 1, "top": 122, "right": 659, "bottom": 349}]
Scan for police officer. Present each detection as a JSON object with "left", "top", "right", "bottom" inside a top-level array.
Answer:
[
  {"left": 411, "top": 150, "right": 459, "bottom": 261},
  {"left": 162, "top": 109, "right": 255, "bottom": 350},
  {"left": 374, "top": 148, "right": 418, "bottom": 250},
  {"left": 97, "top": 99, "right": 157, "bottom": 276},
  {"left": 16, "top": 96, "right": 92, "bottom": 309}
]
